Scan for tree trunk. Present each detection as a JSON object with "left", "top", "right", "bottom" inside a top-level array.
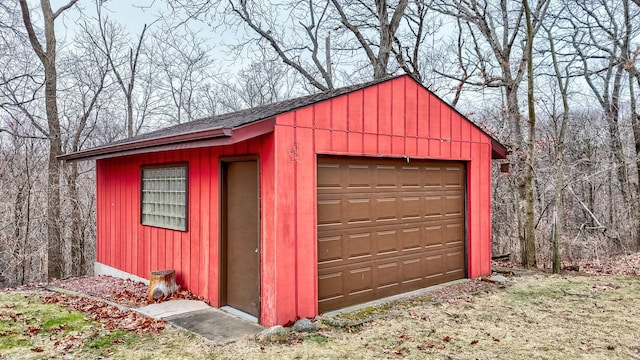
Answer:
[
  {"left": 127, "top": 96, "right": 134, "bottom": 138},
  {"left": 19, "top": 0, "right": 78, "bottom": 280},
  {"left": 546, "top": 26, "right": 570, "bottom": 273},
  {"left": 627, "top": 79, "right": 640, "bottom": 248},
  {"left": 522, "top": 0, "right": 537, "bottom": 269},
  {"left": 42, "top": 4, "right": 64, "bottom": 280},
  {"left": 67, "top": 162, "right": 85, "bottom": 277},
  {"left": 13, "top": 176, "right": 25, "bottom": 285},
  {"left": 45, "top": 63, "right": 64, "bottom": 280},
  {"left": 148, "top": 270, "right": 179, "bottom": 302}
]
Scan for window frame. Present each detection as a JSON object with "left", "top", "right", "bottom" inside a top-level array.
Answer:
[{"left": 140, "top": 162, "right": 189, "bottom": 232}]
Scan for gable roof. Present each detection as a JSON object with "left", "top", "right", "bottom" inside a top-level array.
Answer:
[{"left": 60, "top": 75, "right": 508, "bottom": 161}]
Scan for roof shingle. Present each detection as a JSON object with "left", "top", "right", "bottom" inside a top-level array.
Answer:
[
  {"left": 60, "top": 74, "right": 508, "bottom": 160},
  {"left": 111, "top": 76, "right": 397, "bottom": 146}
]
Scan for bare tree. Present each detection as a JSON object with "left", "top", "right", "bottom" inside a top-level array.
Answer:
[
  {"left": 391, "top": 0, "right": 431, "bottom": 82},
  {"left": 89, "top": 2, "right": 152, "bottom": 138},
  {"left": 330, "top": 0, "right": 408, "bottom": 80},
  {"left": 58, "top": 27, "right": 109, "bottom": 276},
  {"left": 169, "top": 0, "right": 413, "bottom": 91},
  {"left": 433, "top": 0, "right": 548, "bottom": 267},
  {"left": 432, "top": 1, "right": 527, "bottom": 145},
  {"left": 18, "top": 0, "right": 79, "bottom": 280},
  {"left": 521, "top": 0, "right": 551, "bottom": 268},
  {"left": 149, "top": 22, "right": 216, "bottom": 125},
  {"left": 542, "top": 10, "right": 574, "bottom": 272},
  {"left": 216, "top": 52, "right": 301, "bottom": 112},
  {"left": 0, "top": 129, "right": 47, "bottom": 286},
  {"left": 569, "top": 0, "right": 638, "bottom": 246},
  {"left": 620, "top": 1, "right": 640, "bottom": 241}
]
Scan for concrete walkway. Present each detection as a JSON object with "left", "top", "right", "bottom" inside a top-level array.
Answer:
[{"left": 136, "top": 300, "right": 263, "bottom": 345}]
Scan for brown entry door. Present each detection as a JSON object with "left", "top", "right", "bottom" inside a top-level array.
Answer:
[{"left": 222, "top": 159, "right": 260, "bottom": 317}]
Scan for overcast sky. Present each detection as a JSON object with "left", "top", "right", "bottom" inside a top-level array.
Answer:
[{"left": 50, "top": 1, "right": 220, "bottom": 58}]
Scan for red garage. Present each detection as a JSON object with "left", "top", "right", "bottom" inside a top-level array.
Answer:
[{"left": 62, "top": 75, "right": 507, "bottom": 327}]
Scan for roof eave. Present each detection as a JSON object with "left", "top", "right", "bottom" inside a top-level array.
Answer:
[
  {"left": 59, "top": 127, "right": 233, "bottom": 162},
  {"left": 491, "top": 138, "right": 509, "bottom": 159}
]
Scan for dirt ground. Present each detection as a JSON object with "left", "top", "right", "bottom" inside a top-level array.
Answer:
[{"left": 2, "top": 255, "right": 640, "bottom": 359}]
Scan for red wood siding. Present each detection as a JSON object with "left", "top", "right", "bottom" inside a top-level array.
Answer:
[
  {"left": 270, "top": 75, "right": 494, "bottom": 323},
  {"left": 96, "top": 134, "right": 273, "bottom": 314},
  {"left": 96, "top": 75, "right": 495, "bottom": 327}
]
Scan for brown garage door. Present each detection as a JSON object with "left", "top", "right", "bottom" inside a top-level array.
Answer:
[{"left": 317, "top": 156, "right": 466, "bottom": 313}]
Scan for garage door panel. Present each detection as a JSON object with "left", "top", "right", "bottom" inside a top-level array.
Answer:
[
  {"left": 347, "top": 198, "right": 372, "bottom": 224},
  {"left": 318, "top": 157, "right": 466, "bottom": 313},
  {"left": 346, "top": 164, "right": 372, "bottom": 189},
  {"left": 319, "top": 220, "right": 464, "bottom": 267},
  {"left": 400, "top": 166, "right": 421, "bottom": 188},
  {"left": 348, "top": 266, "right": 373, "bottom": 294},
  {"left": 425, "top": 254, "right": 444, "bottom": 278},
  {"left": 401, "top": 196, "right": 422, "bottom": 220},
  {"left": 318, "top": 248, "right": 464, "bottom": 312},
  {"left": 318, "top": 235, "right": 342, "bottom": 263},
  {"left": 375, "top": 196, "right": 398, "bottom": 221},
  {"left": 377, "top": 229, "right": 399, "bottom": 255},
  {"left": 347, "top": 232, "right": 373, "bottom": 259},
  {"left": 443, "top": 167, "right": 464, "bottom": 187},
  {"left": 317, "top": 199, "right": 342, "bottom": 227},
  {"left": 424, "top": 224, "right": 443, "bottom": 248},
  {"left": 444, "top": 194, "right": 464, "bottom": 216},
  {"left": 377, "top": 261, "right": 400, "bottom": 288},
  {"left": 317, "top": 163, "right": 341, "bottom": 189},
  {"left": 319, "top": 159, "right": 463, "bottom": 193},
  {"left": 318, "top": 271, "right": 344, "bottom": 303},
  {"left": 445, "top": 223, "right": 464, "bottom": 245},
  {"left": 401, "top": 258, "right": 423, "bottom": 284},
  {"left": 375, "top": 165, "right": 397, "bottom": 187},
  {"left": 423, "top": 166, "right": 442, "bottom": 187},
  {"left": 445, "top": 248, "right": 465, "bottom": 274},
  {"left": 401, "top": 227, "right": 421, "bottom": 250},
  {"left": 424, "top": 195, "right": 445, "bottom": 218}
]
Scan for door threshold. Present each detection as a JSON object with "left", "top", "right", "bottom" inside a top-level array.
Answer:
[{"left": 221, "top": 306, "right": 258, "bottom": 323}]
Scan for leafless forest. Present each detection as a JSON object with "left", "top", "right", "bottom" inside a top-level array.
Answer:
[{"left": 1, "top": 0, "right": 639, "bottom": 286}]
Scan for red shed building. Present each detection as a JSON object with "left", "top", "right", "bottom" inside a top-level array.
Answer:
[{"left": 62, "top": 75, "right": 507, "bottom": 326}]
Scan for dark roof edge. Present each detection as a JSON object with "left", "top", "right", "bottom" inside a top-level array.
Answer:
[
  {"left": 61, "top": 74, "right": 509, "bottom": 162},
  {"left": 60, "top": 76, "right": 400, "bottom": 162},
  {"left": 491, "top": 138, "right": 509, "bottom": 159},
  {"left": 59, "top": 127, "right": 232, "bottom": 161}
]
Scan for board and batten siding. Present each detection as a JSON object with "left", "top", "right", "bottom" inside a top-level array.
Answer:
[
  {"left": 269, "top": 75, "right": 493, "bottom": 323},
  {"left": 95, "top": 134, "right": 274, "bottom": 311},
  {"left": 95, "top": 75, "right": 495, "bottom": 327}
]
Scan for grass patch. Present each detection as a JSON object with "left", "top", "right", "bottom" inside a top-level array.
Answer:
[
  {"left": 510, "top": 284, "right": 564, "bottom": 301},
  {"left": 88, "top": 330, "right": 137, "bottom": 349},
  {"left": 0, "top": 292, "right": 96, "bottom": 357},
  {"left": 42, "top": 311, "right": 87, "bottom": 330},
  {"left": 304, "top": 334, "right": 329, "bottom": 345},
  {"left": 0, "top": 291, "right": 217, "bottom": 359},
  {"left": 0, "top": 332, "right": 29, "bottom": 350},
  {"left": 350, "top": 304, "right": 390, "bottom": 317}
]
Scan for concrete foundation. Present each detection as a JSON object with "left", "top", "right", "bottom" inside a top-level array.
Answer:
[{"left": 94, "top": 262, "right": 149, "bottom": 285}]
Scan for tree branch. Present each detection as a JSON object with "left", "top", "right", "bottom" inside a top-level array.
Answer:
[
  {"left": 18, "top": 0, "right": 45, "bottom": 62},
  {"left": 53, "top": 0, "right": 79, "bottom": 20}
]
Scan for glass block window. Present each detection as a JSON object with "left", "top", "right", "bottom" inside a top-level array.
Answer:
[{"left": 141, "top": 165, "right": 187, "bottom": 231}]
